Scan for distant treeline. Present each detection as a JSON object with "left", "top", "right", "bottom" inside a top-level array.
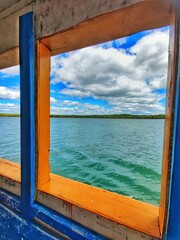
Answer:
[
  {"left": 0, "top": 113, "right": 20, "bottom": 117},
  {"left": 50, "top": 114, "right": 165, "bottom": 119},
  {"left": 0, "top": 113, "right": 165, "bottom": 119}
]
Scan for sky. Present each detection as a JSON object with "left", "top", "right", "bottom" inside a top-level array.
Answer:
[{"left": 0, "top": 26, "right": 169, "bottom": 115}]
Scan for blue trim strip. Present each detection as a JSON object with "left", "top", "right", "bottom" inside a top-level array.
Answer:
[
  {"left": 0, "top": 188, "right": 107, "bottom": 239},
  {"left": 19, "top": 12, "right": 35, "bottom": 219},
  {"left": 33, "top": 203, "right": 107, "bottom": 240},
  {"left": 0, "top": 203, "right": 63, "bottom": 240},
  {"left": 166, "top": 10, "right": 180, "bottom": 240}
]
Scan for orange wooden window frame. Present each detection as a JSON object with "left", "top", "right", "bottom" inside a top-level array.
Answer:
[
  {"left": 36, "top": 1, "right": 176, "bottom": 238},
  {"left": 37, "top": 42, "right": 51, "bottom": 187}
]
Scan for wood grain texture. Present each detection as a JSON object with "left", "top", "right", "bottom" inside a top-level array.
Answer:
[
  {"left": 0, "top": 158, "right": 160, "bottom": 238},
  {"left": 0, "top": 0, "right": 173, "bottom": 69},
  {"left": 39, "top": 173, "right": 160, "bottom": 238},
  {"left": 0, "top": 47, "right": 19, "bottom": 69},
  {"left": 164, "top": 4, "right": 180, "bottom": 239},
  {"left": 0, "top": 2, "right": 32, "bottom": 55},
  {"left": 37, "top": 190, "right": 159, "bottom": 240},
  {"left": 0, "top": 158, "right": 20, "bottom": 182},
  {"left": 40, "top": 0, "right": 172, "bottom": 56},
  {"left": 159, "top": 10, "right": 177, "bottom": 237},
  {"left": 36, "top": 0, "right": 145, "bottom": 38},
  {"left": 0, "top": 158, "right": 20, "bottom": 195}
]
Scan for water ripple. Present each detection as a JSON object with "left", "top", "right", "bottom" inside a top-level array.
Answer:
[{"left": 0, "top": 117, "right": 164, "bottom": 206}]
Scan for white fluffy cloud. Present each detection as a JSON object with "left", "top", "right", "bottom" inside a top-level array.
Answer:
[
  {"left": 51, "top": 100, "right": 109, "bottom": 115},
  {"left": 0, "top": 103, "right": 20, "bottom": 113},
  {"left": 0, "top": 66, "right": 20, "bottom": 113},
  {"left": 131, "top": 31, "right": 168, "bottom": 89},
  {"left": 0, "top": 66, "right": 20, "bottom": 77},
  {"left": 50, "top": 97, "right": 56, "bottom": 103},
  {"left": 51, "top": 29, "right": 169, "bottom": 114},
  {"left": 60, "top": 88, "right": 90, "bottom": 98},
  {"left": 0, "top": 86, "right": 20, "bottom": 99}
]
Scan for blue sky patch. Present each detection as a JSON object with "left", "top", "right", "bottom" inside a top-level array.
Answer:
[{"left": 0, "top": 27, "right": 169, "bottom": 115}]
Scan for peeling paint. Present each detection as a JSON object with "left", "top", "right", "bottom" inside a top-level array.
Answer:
[{"left": 0, "top": 204, "right": 59, "bottom": 240}]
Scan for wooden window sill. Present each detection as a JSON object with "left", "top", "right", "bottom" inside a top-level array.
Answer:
[
  {"left": 0, "top": 158, "right": 21, "bottom": 195},
  {"left": 0, "top": 158, "right": 160, "bottom": 238},
  {"left": 0, "top": 158, "right": 20, "bottom": 182},
  {"left": 40, "top": 173, "right": 160, "bottom": 238}
]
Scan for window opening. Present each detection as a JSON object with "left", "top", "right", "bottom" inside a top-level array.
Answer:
[
  {"left": 49, "top": 27, "right": 169, "bottom": 205},
  {"left": 0, "top": 65, "right": 20, "bottom": 164}
]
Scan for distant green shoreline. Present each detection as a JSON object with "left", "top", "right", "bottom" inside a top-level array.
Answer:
[
  {"left": 0, "top": 113, "right": 165, "bottom": 119},
  {"left": 50, "top": 114, "right": 165, "bottom": 119},
  {"left": 0, "top": 113, "right": 20, "bottom": 117}
]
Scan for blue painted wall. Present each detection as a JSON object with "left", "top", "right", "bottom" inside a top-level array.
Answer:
[
  {"left": 0, "top": 203, "right": 60, "bottom": 240},
  {"left": 0, "top": 190, "right": 106, "bottom": 239}
]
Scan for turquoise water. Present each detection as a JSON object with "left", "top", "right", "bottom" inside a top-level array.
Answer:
[
  {"left": 0, "top": 117, "right": 164, "bottom": 205},
  {"left": 0, "top": 117, "right": 20, "bottom": 163}
]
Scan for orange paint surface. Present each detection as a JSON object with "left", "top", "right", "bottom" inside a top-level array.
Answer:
[
  {"left": 37, "top": 41, "right": 51, "bottom": 187},
  {"left": 0, "top": 158, "right": 160, "bottom": 237},
  {"left": 40, "top": 174, "right": 160, "bottom": 238},
  {"left": 0, "top": 158, "right": 20, "bottom": 182}
]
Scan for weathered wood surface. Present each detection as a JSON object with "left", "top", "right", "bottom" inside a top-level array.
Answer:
[
  {"left": 0, "top": 188, "right": 106, "bottom": 239},
  {"left": 37, "top": 190, "right": 159, "bottom": 240},
  {"left": 40, "top": 0, "right": 172, "bottom": 56},
  {"left": 165, "top": 4, "right": 180, "bottom": 238},
  {"left": 0, "top": 47, "right": 19, "bottom": 69},
  {"left": 0, "top": 203, "right": 59, "bottom": 240},
  {"left": 0, "top": 158, "right": 159, "bottom": 239},
  {"left": 0, "top": 0, "right": 25, "bottom": 14},
  {"left": 0, "top": 189, "right": 20, "bottom": 212},
  {"left": 159, "top": 9, "right": 177, "bottom": 237},
  {"left": 39, "top": 173, "right": 160, "bottom": 239},
  {"left": 0, "top": 158, "right": 21, "bottom": 195},
  {"left": 0, "top": 0, "right": 173, "bottom": 69},
  {"left": 0, "top": 1, "right": 33, "bottom": 53}
]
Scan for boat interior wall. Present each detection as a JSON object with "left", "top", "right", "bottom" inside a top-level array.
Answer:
[
  {"left": 0, "top": 0, "right": 180, "bottom": 239},
  {"left": 0, "top": 0, "right": 33, "bottom": 69},
  {"left": 0, "top": 0, "right": 22, "bottom": 13}
]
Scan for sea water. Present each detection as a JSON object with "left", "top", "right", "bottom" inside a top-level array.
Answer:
[{"left": 0, "top": 117, "right": 164, "bottom": 205}]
